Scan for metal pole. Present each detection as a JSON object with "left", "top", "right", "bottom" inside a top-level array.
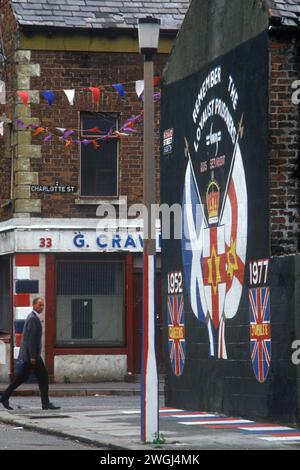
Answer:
[
  {"left": 141, "top": 56, "right": 159, "bottom": 443},
  {"left": 143, "top": 59, "right": 156, "bottom": 256}
]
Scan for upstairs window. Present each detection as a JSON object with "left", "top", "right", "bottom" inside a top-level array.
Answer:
[{"left": 80, "top": 113, "right": 119, "bottom": 197}]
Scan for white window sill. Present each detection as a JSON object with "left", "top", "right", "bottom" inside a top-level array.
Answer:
[{"left": 74, "top": 198, "right": 126, "bottom": 206}]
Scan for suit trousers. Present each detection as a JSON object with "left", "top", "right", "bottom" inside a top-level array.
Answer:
[{"left": 2, "top": 358, "right": 49, "bottom": 406}]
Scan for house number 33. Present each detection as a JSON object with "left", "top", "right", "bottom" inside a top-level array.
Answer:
[{"left": 39, "top": 237, "right": 52, "bottom": 248}]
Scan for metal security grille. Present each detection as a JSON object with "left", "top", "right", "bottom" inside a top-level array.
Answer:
[
  {"left": 56, "top": 261, "right": 124, "bottom": 346},
  {"left": 71, "top": 299, "right": 93, "bottom": 339},
  {"left": 57, "top": 262, "right": 122, "bottom": 295}
]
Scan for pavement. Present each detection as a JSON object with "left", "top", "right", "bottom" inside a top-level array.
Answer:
[
  {"left": 1, "top": 382, "right": 300, "bottom": 450},
  {"left": 0, "top": 381, "right": 146, "bottom": 397}
]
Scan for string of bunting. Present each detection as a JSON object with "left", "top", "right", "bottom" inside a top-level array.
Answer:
[
  {"left": 13, "top": 77, "right": 161, "bottom": 107},
  {"left": 15, "top": 91, "right": 161, "bottom": 149}
]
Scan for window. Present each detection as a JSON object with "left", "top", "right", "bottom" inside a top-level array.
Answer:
[
  {"left": 71, "top": 299, "right": 93, "bottom": 339},
  {"left": 80, "top": 113, "right": 119, "bottom": 197},
  {"left": 56, "top": 261, "right": 125, "bottom": 347}
]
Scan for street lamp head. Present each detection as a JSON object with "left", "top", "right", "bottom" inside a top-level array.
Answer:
[{"left": 138, "top": 17, "right": 161, "bottom": 61}]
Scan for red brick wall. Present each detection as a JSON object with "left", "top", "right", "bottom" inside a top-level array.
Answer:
[
  {"left": 0, "top": 0, "right": 18, "bottom": 220},
  {"left": 27, "top": 49, "right": 166, "bottom": 218},
  {"left": 269, "top": 33, "right": 300, "bottom": 255}
]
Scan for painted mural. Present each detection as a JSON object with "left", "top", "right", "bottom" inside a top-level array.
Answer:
[{"left": 161, "top": 31, "right": 271, "bottom": 406}]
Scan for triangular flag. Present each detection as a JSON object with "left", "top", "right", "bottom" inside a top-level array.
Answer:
[
  {"left": 89, "top": 87, "right": 101, "bottom": 104},
  {"left": 42, "top": 90, "right": 55, "bottom": 106},
  {"left": 135, "top": 80, "right": 144, "bottom": 98},
  {"left": 17, "top": 91, "right": 29, "bottom": 107},
  {"left": 122, "top": 127, "right": 137, "bottom": 134},
  {"left": 153, "top": 76, "right": 161, "bottom": 87},
  {"left": 92, "top": 139, "right": 100, "bottom": 150},
  {"left": 113, "top": 83, "right": 125, "bottom": 97},
  {"left": 32, "top": 127, "right": 45, "bottom": 137},
  {"left": 15, "top": 119, "right": 28, "bottom": 129},
  {"left": 56, "top": 128, "right": 66, "bottom": 133},
  {"left": 0, "top": 81, "right": 6, "bottom": 105},
  {"left": 87, "top": 127, "right": 101, "bottom": 133},
  {"left": 63, "top": 129, "right": 75, "bottom": 139},
  {"left": 64, "top": 89, "right": 75, "bottom": 106}
]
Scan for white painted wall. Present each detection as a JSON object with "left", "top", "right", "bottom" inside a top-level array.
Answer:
[
  {"left": 0, "top": 341, "right": 10, "bottom": 382},
  {"left": 54, "top": 355, "right": 127, "bottom": 383}
]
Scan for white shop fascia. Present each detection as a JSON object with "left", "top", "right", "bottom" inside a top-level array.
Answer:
[{"left": 0, "top": 218, "right": 161, "bottom": 254}]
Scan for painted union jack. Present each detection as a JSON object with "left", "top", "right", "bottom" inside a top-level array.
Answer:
[
  {"left": 249, "top": 287, "right": 271, "bottom": 383},
  {"left": 168, "top": 295, "right": 186, "bottom": 377}
]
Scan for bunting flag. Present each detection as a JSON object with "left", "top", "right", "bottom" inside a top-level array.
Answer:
[
  {"left": 0, "top": 81, "right": 6, "bottom": 105},
  {"left": 89, "top": 87, "right": 101, "bottom": 104},
  {"left": 87, "top": 127, "right": 101, "bottom": 133},
  {"left": 92, "top": 139, "right": 100, "bottom": 150},
  {"left": 42, "top": 90, "right": 55, "bottom": 106},
  {"left": 32, "top": 127, "right": 45, "bottom": 137},
  {"left": 14, "top": 97, "right": 157, "bottom": 149},
  {"left": 14, "top": 78, "right": 161, "bottom": 108},
  {"left": 17, "top": 91, "right": 29, "bottom": 107},
  {"left": 135, "top": 80, "right": 144, "bottom": 98},
  {"left": 113, "top": 83, "right": 125, "bottom": 97},
  {"left": 153, "top": 76, "right": 161, "bottom": 87},
  {"left": 64, "top": 89, "right": 75, "bottom": 106},
  {"left": 63, "top": 129, "right": 75, "bottom": 139}
]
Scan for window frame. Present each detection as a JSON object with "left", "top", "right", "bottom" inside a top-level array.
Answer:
[
  {"left": 55, "top": 258, "right": 126, "bottom": 348},
  {"left": 79, "top": 112, "right": 120, "bottom": 198}
]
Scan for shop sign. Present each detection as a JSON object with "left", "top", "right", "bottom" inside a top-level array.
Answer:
[{"left": 14, "top": 229, "right": 161, "bottom": 253}]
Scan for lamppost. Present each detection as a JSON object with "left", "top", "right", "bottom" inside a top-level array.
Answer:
[{"left": 138, "top": 16, "right": 161, "bottom": 444}]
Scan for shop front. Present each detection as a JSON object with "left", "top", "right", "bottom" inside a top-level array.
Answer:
[{"left": 0, "top": 218, "right": 161, "bottom": 383}]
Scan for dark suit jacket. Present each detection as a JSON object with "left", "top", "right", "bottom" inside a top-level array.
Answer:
[{"left": 18, "top": 311, "right": 42, "bottom": 363}]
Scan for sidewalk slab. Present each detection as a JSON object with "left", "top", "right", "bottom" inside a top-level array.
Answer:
[
  {"left": 1, "top": 398, "right": 300, "bottom": 450},
  {"left": 0, "top": 381, "right": 165, "bottom": 398}
]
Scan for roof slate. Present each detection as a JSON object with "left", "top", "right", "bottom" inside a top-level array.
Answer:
[
  {"left": 266, "top": 0, "right": 300, "bottom": 26},
  {"left": 10, "top": 0, "right": 190, "bottom": 31},
  {"left": 9, "top": 0, "right": 300, "bottom": 31}
]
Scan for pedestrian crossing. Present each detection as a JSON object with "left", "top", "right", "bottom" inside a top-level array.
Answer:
[{"left": 121, "top": 407, "right": 300, "bottom": 442}]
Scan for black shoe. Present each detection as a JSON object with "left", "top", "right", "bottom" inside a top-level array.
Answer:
[
  {"left": 42, "top": 402, "right": 61, "bottom": 410},
  {"left": 0, "top": 397, "right": 13, "bottom": 410}
]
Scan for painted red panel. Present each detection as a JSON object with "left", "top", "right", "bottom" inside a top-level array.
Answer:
[
  {"left": 15, "top": 334, "right": 23, "bottom": 347},
  {"left": 13, "top": 294, "right": 31, "bottom": 307},
  {"left": 15, "top": 254, "right": 40, "bottom": 267}
]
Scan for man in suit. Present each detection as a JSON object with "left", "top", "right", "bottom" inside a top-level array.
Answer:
[{"left": 0, "top": 298, "right": 60, "bottom": 411}]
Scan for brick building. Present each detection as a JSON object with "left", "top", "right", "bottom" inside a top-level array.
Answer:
[
  {"left": 0, "top": 0, "right": 189, "bottom": 383},
  {"left": 161, "top": 0, "right": 300, "bottom": 423},
  {"left": 268, "top": 0, "right": 300, "bottom": 254}
]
